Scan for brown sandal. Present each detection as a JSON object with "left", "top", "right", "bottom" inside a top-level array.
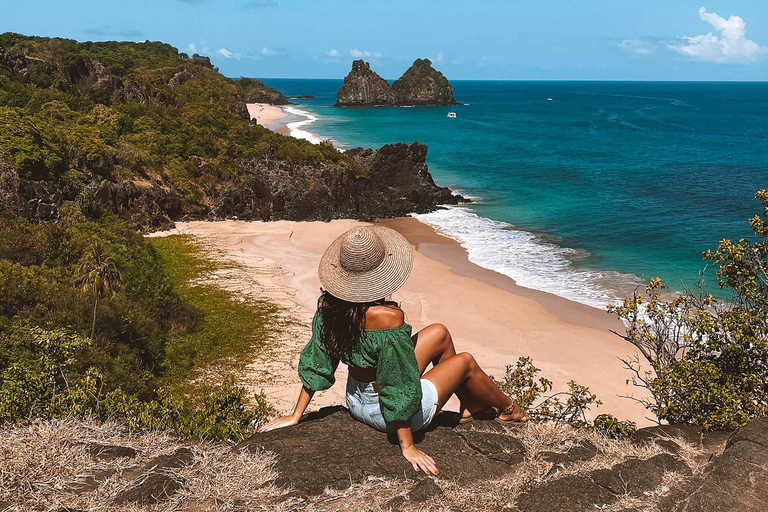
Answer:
[
  {"left": 494, "top": 401, "right": 530, "bottom": 426},
  {"left": 458, "top": 407, "right": 497, "bottom": 424}
]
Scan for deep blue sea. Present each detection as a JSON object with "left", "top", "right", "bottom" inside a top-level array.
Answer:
[{"left": 261, "top": 79, "right": 768, "bottom": 308}]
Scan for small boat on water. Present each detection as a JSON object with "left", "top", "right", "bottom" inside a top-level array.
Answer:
[
  {"left": 447, "top": 111, "right": 457, "bottom": 118},
  {"left": 546, "top": 98, "right": 553, "bottom": 101}
]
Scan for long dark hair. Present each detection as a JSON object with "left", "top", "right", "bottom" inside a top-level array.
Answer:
[{"left": 317, "top": 289, "right": 399, "bottom": 358}]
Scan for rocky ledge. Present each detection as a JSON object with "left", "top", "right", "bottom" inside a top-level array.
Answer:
[
  {"left": 235, "top": 407, "right": 768, "bottom": 511},
  {"left": 336, "top": 59, "right": 458, "bottom": 107},
  {"left": 10, "top": 410, "right": 767, "bottom": 510}
]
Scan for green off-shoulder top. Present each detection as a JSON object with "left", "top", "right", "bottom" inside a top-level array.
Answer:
[{"left": 298, "top": 311, "right": 422, "bottom": 423}]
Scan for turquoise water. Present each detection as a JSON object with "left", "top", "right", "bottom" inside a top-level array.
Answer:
[{"left": 263, "top": 79, "right": 768, "bottom": 308}]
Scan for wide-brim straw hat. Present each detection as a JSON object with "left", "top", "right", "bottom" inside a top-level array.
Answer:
[{"left": 318, "top": 225, "right": 414, "bottom": 303}]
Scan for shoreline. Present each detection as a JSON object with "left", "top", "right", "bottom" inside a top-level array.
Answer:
[
  {"left": 154, "top": 218, "right": 653, "bottom": 427},
  {"left": 246, "top": 102, "right": 317, "bottom": 139}
]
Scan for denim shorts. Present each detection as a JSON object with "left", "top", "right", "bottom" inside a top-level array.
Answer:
[{"left": 346, "top": 374, "right": 440, "bottom": 433}]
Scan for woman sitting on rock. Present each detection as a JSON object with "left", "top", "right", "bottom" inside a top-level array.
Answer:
[{"left": 257, "top": 226, "right": 529, "bottom": 474}]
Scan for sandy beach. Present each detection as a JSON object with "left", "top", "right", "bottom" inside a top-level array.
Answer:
[
  {"left": 246, "top": 102, "right": 315, "bottom": 139},
  {"left": 246, "top": 103, "right": 291, "bottom": 135},
  {"left": 157, "top": 217, "right": 652, "bottom": 426}
]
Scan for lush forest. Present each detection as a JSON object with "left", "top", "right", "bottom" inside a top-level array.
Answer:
[
  {"left": 0, "top": 33, "right": 354, "bottom": 228},
  {"left": 0, "top": 34, "right": 341, "bottom": 439}
]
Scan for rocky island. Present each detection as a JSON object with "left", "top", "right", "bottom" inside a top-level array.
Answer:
[{"left": 336, "top": 58, "right": 458, "bottom": 106}]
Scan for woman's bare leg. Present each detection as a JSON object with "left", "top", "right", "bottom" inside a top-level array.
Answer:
[
  {"left": 412, "top": 324, "right": 485, "bottom": 418},
  {"left": 422, "top": 352, "right": 529, "bottom": 422}
]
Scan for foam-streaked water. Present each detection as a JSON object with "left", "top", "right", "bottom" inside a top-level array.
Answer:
[{"left": 261, "top": 79, "right": 768, "bottom": 309}]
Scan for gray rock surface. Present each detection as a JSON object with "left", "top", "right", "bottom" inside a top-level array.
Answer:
[
  {"left": 235, "top": 406, "right": 524, "bottom": 496},
  {"left": 666, "top": 418, "right": 768, "bottom": 512},
  {"left": 112, "top": 447, "right": 194, "bottom": 505}
]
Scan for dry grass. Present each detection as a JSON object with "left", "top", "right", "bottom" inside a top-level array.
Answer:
[
  {"left": 1, "top": 413, "right": 710, "bottom": 511},
  {"left": 0, "top": 419, "right": 285, "bottom": 511}
]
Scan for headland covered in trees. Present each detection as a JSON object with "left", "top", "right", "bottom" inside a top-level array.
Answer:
[{"left": 1, "top": 32, "right": 767, "bottom": 511}]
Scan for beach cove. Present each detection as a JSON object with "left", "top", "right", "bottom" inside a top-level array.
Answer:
[{"left": 155, "top": 218, "right": 652, "bottom": 426}]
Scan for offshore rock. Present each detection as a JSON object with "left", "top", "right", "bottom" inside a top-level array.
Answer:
[
  {"left": 335, "top": 59, "right": 459, "bottom": 106},
  {"left": 392, "top": 58, "right": 458, "bottom": 106},
  {"left": 335, "top": 60, "right": 394, "bottom": 106}
]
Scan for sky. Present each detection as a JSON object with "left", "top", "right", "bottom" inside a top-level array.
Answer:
[{"left": 2, "top": 0, "right": 768, "bottom": 80}]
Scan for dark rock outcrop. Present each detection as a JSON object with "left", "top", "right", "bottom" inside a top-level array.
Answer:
[
  {"left": 335, "top": 59, "right": 458, "bottom": 106},
  {"left": 665, "top": 418, "right": 768, "bottom": 512},
  {"left": 335, "top": 60, "right": 394, "bottom": 106},
  {"left": 392, "top": 58, "right": 458, "bottom": 106},
  {"left": 3, "top": 142, "right": 464, "bottom": 231},
  {"left": 235, "top": 406, "right": 523, "bottom": 496},
  {"left": 631, "top": 424, "right": 730, "bottom": 463},
  {"left": 516, "top": 453, "right": 691, "bottom": 512},
  {"left": 84, "top": 443, "right": 138, "bottom": 461},
  {"left": 112, "top": 448, "right": 194, "bottom": 505}
]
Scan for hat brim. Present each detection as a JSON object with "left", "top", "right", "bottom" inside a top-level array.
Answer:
[{"left": 318, "top": 226, "right": 414, "bottom": 303}]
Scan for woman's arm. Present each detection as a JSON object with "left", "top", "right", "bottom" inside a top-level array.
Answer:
[
  {"left": 256, "top": 386, "right": 315, "bottom": 432},
  {"left": 393, "top": 421, "right": 439, "bottom": 475}
]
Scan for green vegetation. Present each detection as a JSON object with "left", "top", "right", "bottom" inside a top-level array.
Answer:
[
  {"left": 149, "top": 235, "right": 277, "bottom": 386},
  {"left": 494, "top": 356, "right": 637, "bottom": 438},
  {"left": 609, "top": 190, "right": 768, "bottom": 431},
  {"left": 0, "top": 32, "right": 356, "bottom": 225},
  {"left": 0, "top": 202, "right": 274, "bottom": 440},
  {"left": 234, "top": 77, "right": 289, "bottom": 105}
]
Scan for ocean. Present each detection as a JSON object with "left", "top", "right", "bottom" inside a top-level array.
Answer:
[{"left": 261, "top": 79, "right": 768, "bottom": 309}]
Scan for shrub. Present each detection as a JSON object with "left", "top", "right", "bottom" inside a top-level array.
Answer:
[
  {"left": 0, "top": 327, "right": 271, "bottom": 441},
  {"left": 609, "top": 190, "right": 768, "bottom": 431},
  {"left": 492, "top": 356, "right": 635, "bottom": 436}
]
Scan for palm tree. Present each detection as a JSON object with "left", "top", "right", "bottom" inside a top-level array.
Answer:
[{"left": 75, "top": 242, "right": 124, "bottom": 340}]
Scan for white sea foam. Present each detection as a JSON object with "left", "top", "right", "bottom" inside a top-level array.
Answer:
[
  {"left": 283, "top": 106, "right": 323, "bottom": 144},
  {"left": 413, "top": 206, "right": 642, "bottom": 310}
]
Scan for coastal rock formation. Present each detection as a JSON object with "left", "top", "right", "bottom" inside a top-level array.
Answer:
[
  {"left": 235, "top": 407, "right": 768, "bottom": 511},
  {"left": 8, "top": 412, "right": 768, "bottom": 509},
  {"left": 335, "top": 60, "right": 394, "bottom": 106},
  {"left": 211, "top": 142, "right": 465, "bottom": 222},
  {"left": 235, "top": 406, "right": 524, "bottom": 496},
  {"left": 2, "top": 142, "right": 464, "bottom": 231},
  {"left": 335, "top": 59, "right": 458, "bottom": 106},
  {"left": 392, "top": 58, "right": 458, "bottom": 105}
]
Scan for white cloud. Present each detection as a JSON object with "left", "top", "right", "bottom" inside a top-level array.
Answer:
[
  {"left": 326, "top": 49, "right": 340, "bottom": 58},
  {"left": 217, "top": 47, "right": 241, "bottom": 59},
  {"left": 434, "top": 52, "right": 444, "bottom": 65},
  {"left": 261, "top": 47, "right": 276, "bottom": 56},
  {"left": 185, "top": 43, "right": 197, "bottom": 56},
  {"left": 669, "top": 7, "right": 767, "bottom": 64},
  {"left": 349, "top": 49, "right": 382, "bottom": 59},
  {"left": 618, "top": 39, "right": 657, "bottom": 56}
]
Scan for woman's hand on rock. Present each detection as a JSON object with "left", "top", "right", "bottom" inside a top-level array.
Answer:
[
  {"left": 256, "top": 414, "right": 300, "bottom": 432},
  {"left": 401, "top": 445, "right": 439, "bottom": 475}
]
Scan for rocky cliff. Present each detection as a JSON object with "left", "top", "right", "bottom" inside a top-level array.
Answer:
[
  {"left": 2, "top": 142, "right": 465, "bottom": 231},
  {"left": 335, "top": 60, "right": 394, "bottom": 106},
  {"left": 336, "top": 59, "right": 458, "bottom": 106},
  {"left": 392, "top": 58, "right": 458, "bottom": 105}
]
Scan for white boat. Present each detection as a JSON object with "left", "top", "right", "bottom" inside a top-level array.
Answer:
[
  {"left": 546, "top": 98, "right": 554, "bottom": 101},
  {"left": 447, "top": 111, "right": 457, "bottom": 118}
]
